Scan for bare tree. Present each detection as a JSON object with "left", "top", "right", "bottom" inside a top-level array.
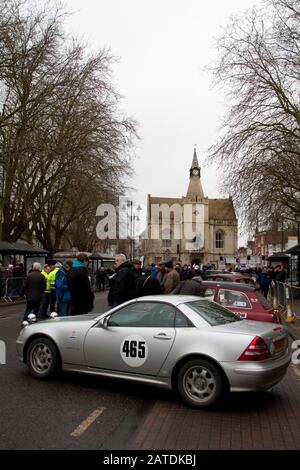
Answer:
[
  {"left": 209, "top": 0, "right": 300, "bottom": 235},
  {"left": 0, "top": 0, "right": 137, "bottom": 252}
]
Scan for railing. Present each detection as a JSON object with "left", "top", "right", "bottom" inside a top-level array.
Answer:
[
  {"left": 1, "top": 277, "right": 26, "bottom": 303},
  {"left": 269, "top": 281, "right": 300, "bottom": 321}
]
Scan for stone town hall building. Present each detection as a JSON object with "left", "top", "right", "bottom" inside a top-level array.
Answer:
[{"left": 141, "top": 149, "right": 238, "bottom": 267}]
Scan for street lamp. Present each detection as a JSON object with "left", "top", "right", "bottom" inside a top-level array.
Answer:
[
  {"left": 124, "top": 201, "right": 142, "bottom": 261},
  {"left": 132, "top": 204, "right": 142, "bottom": 260}
]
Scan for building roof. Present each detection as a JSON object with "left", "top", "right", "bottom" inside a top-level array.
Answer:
[
  {"left": 208, "top": 199, "right": 237, "bottom": 221},
  {"left": 149, "top": 196, "right": 181, "bottom": 205},
  {"left": 148, "top": 196, "right": 237, "bottom": 221},
  {"left": 267, "top": 252, "right": 290, "bottom": 259},
  {"left": 285, "top": 245, "right": 300, "bottom": 254},
  {"left": 0, "top": 241, "right": 49, "bottom": 254}
]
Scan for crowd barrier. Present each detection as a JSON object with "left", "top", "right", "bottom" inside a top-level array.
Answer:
[
  {"left": 1, "top": 277, "right": 26, "bottom": 303},
  {"left": 269, "top": 281, "right": 300, "bottom": 322}
]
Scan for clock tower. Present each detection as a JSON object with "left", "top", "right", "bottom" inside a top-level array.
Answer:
[{"left": 186, "top": 147, "right": 204, "bottom": 200}]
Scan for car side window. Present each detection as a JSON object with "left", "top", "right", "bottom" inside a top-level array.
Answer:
[
  {"left": 217, "top": 290, "right": 251, "bottom": 309},
  {"left": 107, "top": 302, "right": 176, "bottom": 328},
  {"left": 201, "top": 288, "right": 215, "bottom": 297},
  {"left": 175, "top": 311, "right": 191, "bottom": 328}
]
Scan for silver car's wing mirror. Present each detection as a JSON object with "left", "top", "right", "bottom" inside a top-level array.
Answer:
[{"left": 99, "top": 315, "right": 110, "bottom": 328}]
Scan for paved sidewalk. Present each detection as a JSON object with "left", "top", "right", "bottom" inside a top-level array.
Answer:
[
  {"left": 281, "top": 300, "right": 300, "bottom": 339},
  {"left": 129, "top": 366, "right": 300, "bottom": 450}
]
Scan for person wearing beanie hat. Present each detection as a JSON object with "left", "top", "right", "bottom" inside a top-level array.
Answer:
[{"left": 164, "top": 260, "right": 173, "bottom": 269}]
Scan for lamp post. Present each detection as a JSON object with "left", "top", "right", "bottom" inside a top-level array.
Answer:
[
  {"left": 124, "top": 201, "right": 142, "bottom": 261},
  {"left": 295, "top": 212, "right": 300, "bottom": 286}
]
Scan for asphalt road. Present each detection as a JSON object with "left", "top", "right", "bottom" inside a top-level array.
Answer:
[
  {"left": 2, "top": 293, "right": 300, "bottom": 451},
  {"left": 0, "top": 293, "right": 161, "bottom": 450}
]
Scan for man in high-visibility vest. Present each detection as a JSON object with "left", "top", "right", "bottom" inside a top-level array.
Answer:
[
  {"left": 48, "top": 263, "right": 60, "bottom": 313},
  {"left": 38, "top": 264, "right": 51, "bottom": 319}
]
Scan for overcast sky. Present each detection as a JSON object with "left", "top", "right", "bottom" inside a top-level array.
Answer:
[{"left": 65, "top": 0, "right": 259, "bottom": 245}]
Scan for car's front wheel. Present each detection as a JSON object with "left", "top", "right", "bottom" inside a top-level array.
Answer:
[
  {"left": 177, "top": 359, "right": 223, "bottom": 408},
  {"left": 26, "top": 337, "right": 59, "bottom": 379}
]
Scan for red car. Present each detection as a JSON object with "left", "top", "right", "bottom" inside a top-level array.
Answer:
[
  {"left": 205, "top": 273, "right": 257, "bottom": 286},
  {"left": 200, "top": 281, "right": 280, "bottom": 323}
]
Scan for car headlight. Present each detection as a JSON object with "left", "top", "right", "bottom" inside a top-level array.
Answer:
[
  {"left": 21, "top": 320, "right": 29, "bottom": 329},
  {"left": 50, "top": 312, "right": 58, "bottom": 319},
  {"left": 27, "top": 314, "right": 37, "bottom": 323}
]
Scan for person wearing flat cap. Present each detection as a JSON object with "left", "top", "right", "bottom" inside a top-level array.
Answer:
[
  {"left": 164, "top": 260, "right": 180, "bottom": 294},
  {"left": 132, "top": 259, "right": 143, "bottom": 282}
]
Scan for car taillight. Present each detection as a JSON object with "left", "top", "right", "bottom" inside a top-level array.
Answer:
[{"left": 238, "top": 336, "right": 271, "bottom": 361}]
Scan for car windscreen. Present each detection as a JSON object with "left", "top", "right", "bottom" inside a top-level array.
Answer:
[{"left": 187, "top": 300, "right": 241, "bottom": 326}]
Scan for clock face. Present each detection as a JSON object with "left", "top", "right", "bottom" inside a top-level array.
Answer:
[{"left": 192, "top": 168, "right": 199, "bottom": 176}]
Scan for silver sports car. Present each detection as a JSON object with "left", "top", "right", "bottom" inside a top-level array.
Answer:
[{"left": 16, "top": 296, "right": 291, "bottom": 408}]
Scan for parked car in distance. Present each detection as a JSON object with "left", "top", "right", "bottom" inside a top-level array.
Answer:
[
  {"left": 205, "top": 273, "right": 257, "bottom": 286},
  {"left": 200, "top": 281, "right": 280, "bottom": 323}
]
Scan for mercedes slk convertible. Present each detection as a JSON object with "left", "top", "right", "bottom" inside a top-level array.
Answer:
[{"left": 16, "top": 296, "right": 291, "bottom": 408}]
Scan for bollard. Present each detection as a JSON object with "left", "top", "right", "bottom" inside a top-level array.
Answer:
[
  {"left": 285, "top": 285, "right": 294, "bottom": 323},
  {"left": 271, "top": 281, "right": 278, "bottom": 309}
]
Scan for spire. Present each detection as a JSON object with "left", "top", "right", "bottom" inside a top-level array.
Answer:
[
  {"left": 186, "top": 146, "right": 204, "bottom": 199},
  {"left": 191, "top": 146, "right": 200, "bottom": 169}
]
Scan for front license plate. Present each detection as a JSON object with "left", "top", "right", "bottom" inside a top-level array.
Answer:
[{"left": 274, "top": 338, "right": 287, "bottom": 353}]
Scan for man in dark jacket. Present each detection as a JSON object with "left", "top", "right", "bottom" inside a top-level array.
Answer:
[
  {"left": 67, "top": 253, "right": 94, "bottom": 315},
  {"left": 172, "top": 277, "right": 203, "bottom": 296},
  {"left": 136, "top": 269, "right": 163, "bottom": 297},
  {"left": 22, "top": 263, "right": 46, "bottom": 320},
  {"left": 107, "top": 254, "right": 137, "bottom": 308},
  {"left": 274, "top": 265, "right": 286, "bottom": 283}
]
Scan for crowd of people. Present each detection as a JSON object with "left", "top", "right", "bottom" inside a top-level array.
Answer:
[
  {"left": 22, "top": 253, "right": 94, "bottom": 321},
  {"left": 14, "top": 252, "right": 288, "bottom": 321},
  {"left": 250, "top": 265, "right": 287, "bottom": 298},
  {"left": 106, "top": 256, "right": 208, "bottom": 307}
]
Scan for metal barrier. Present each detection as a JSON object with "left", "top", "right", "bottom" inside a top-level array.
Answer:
[
  {"left": 269, "top": 281, "right": 300, "bottom": 322},
  {"left": 2, "top": 277, "right": 26, "bottom": 303}
]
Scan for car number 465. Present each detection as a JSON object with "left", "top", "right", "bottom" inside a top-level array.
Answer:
[
  {"left": 122, "top": 340, "right": 146, "bottom": 358},
  {"left": 120, "top": 335, "right": 149, "bottom": 367}
]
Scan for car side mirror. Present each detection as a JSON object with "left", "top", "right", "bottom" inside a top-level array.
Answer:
[{"left": 99, "top": 315, "right": 110, "bottom": 328}]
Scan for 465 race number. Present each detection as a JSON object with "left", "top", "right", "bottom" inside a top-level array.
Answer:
[
  {"left": 120, "top": 335, "right": 148, "bottom": 367},
  {"left": 122, "top": 340, "right": 146, "bottom": 358}
]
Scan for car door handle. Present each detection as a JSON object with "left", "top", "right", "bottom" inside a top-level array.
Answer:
[{"left": 153, "top": 333, "right": 173, "bottom": 340}]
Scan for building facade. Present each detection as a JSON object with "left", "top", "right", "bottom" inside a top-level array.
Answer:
[{"left": 141, "top": 149, "right": 238, "bottom": 267}]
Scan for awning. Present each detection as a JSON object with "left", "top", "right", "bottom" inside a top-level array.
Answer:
[{"left": 0, "top": 241, "right": 49, "bottom": 255}]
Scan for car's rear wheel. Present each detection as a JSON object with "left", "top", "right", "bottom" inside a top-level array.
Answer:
[
  {"left": 26, "top": 338, "right": 59, "bottom": 379},
  {"left": 177, "top": 359, "right": 223, "bottom": 408}
]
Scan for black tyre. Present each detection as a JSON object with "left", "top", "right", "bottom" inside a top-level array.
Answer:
[
  {"left": 26, "top": 337, "right": 59, "bottom": 379},
  {"left": 177, "top": 359, "right": 223, "bottom": 408}
]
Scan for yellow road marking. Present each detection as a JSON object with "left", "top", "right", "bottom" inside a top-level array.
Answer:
[{"left": 71, "top": 407, "right": 106, "bottom": 438}]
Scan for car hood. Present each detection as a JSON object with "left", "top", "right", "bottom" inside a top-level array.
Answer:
[{"left": 35, "top": 314, "right": 100, "bottom": 325}]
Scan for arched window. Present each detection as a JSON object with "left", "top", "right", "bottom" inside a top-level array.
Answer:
[
  {"left": 162, "top": 227, "right": 171, "bottom": 247},
  {"left": 215, "top": 230, "right": 224, "bottom": 249}
]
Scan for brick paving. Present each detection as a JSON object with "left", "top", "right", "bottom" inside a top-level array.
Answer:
[{"left": 130, "top": 366, "right": 300, "bottom": 450}]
